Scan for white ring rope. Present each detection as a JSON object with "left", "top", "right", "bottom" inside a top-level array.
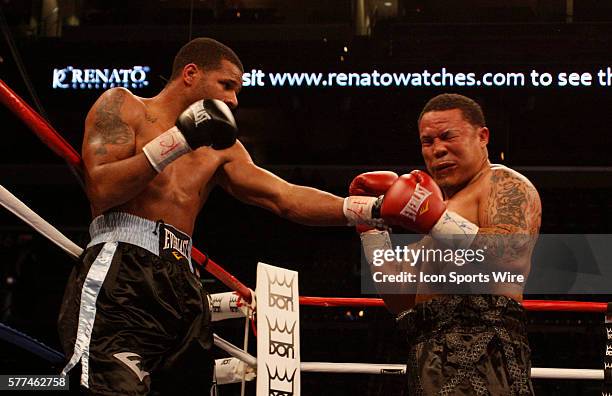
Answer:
[
  {"left": 0, "top": 185, "right": 83, "bottom": 258},
  {"left": 0, "top": 183, "right": 605, "bottom": 383},
  {"left": 214, "top": 334, "right": 257, "bottom": 368},
  {"left": 214, "top": 331, "right": 604, "bottom": 381}
]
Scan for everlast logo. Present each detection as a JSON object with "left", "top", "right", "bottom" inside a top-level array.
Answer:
[
  {"left": 400, "top": 183, "right": 432, "bottom": 221},
  {"left": 163, "top": 228, "right": 190, "bottom": 258},
  {"left": 266, "top": 271, "right": 295, "bottom": 312},
  {"left": 158, "top": 223, "right": 191, "bottom": 264},
  {"left": 192, "top": 103, "right": 212, "bottom": 127},
  {"left": 267, "top": 365, "right": 296, "bottom": 396}
]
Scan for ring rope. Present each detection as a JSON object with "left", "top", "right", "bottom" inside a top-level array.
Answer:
[
  {"left": 214, "top": 330, "right": 604, "bottom": 380},
  {"left": 299, "top": 296, "right": 609, "bottom": 313}
]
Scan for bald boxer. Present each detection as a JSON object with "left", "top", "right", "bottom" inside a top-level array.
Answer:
[
  {"left": 58, "top": 37, "right": 376, "bottom": 395},
  {"left": 356, "top": 94, "right": 541, "bottom": 395}
]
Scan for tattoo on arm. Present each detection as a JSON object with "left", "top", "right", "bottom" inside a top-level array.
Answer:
[
  {"left": 486, "top": 170, "right": 541, "bottom": 233},
  {"left": 89, "top": 90, "right": 133, "bottom": 155},
  {"left": 474, "top": 170, "right": 541, "bottom": 260}
]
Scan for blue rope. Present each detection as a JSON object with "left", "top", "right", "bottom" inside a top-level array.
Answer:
[{"left": 0, "top": 322, "right": 64, "bottom": 365}]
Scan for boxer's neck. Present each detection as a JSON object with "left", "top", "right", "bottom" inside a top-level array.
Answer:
[
  {"left": 151, "top": 82, "right": 196, "bottom": 119},
  {"left": 443, "top": 158, "right": 491, "bottom": 199}
]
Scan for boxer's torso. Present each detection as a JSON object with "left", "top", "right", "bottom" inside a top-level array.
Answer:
[
  {"left": 99, "top": 94, "right": 228, "bottom": 235},
  {"left": 414, "top": 164, "right": 527, "bottom": 305}
]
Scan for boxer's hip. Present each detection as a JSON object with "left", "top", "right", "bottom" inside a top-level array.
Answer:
[
  {"left": 398, "top": 295, "right": 533, "bottom": 395},
  {"left": 397, "top": 294, "right": 528, "bottom": 342}
]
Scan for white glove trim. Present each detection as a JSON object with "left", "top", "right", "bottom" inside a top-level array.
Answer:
[
  {"left": 343, "top": 196, "right": 383, "bottom": 227},
  {"left": 142, "top": 126, "right": 191, "bottom": 173},
  {"left": 430, "top": 210, "right": 479, "bottom": 249}
]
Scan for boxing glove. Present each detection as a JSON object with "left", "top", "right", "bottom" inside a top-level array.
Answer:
[
  {"left": 143, "top": 99, "right": 237, "bottom": 172},
  {"left": 348, "top": 171, "right": 398, "bottom": 232},
  {"left": 380, "top": 170, "right": 479, "bottom": 247}
]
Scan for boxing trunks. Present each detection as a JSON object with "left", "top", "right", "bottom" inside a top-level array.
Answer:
[
  {"left": 58, "top": 212, "right": 213, "bottom": 395},
  {"left": 397, "top": 295, "right": 534, "bottom": 396}
]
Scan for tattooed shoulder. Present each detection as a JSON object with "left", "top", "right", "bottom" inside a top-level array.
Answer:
[
  {"left": 486, "top": 168, "right": 541, "bottom": 233},
  {"left": 144, "top": 111, "right": 157, "bottom": 123},
  {"left": 89, "top": 89, "right": 135, "bottom": 155}
]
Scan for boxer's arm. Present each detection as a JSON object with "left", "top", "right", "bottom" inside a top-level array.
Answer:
[
  {"left": 83, "top": 88, "right": 156, "bottom": 213},
  {"left": 360, "top": 230, "right": 421, "bottom": 313},
  {"left": 473, "top": 168, "right": 542, "bottom": 268},
  {"left": 218, "top": 141, "right": 346, "bottom": 226}
]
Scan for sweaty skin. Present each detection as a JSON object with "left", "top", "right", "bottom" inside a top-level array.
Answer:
[
  {"left": 83, "top": 59, "right": 346, "bottom": 235},
  {"left": 382, "top": 109, "right": 541, "bottom": 313}
]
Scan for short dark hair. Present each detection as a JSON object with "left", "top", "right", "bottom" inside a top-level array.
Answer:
[
  {"left": 418, "top": 93, "right": 486, "bottom": 127},
  {"left": 170, "top": 38, "right": 244, "bottom": 80}
]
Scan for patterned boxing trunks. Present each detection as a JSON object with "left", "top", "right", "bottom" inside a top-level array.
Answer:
[
  {"left": 397, "top": 295, "right": 534, "bottom": 396},
  {"left": 58, "top": 212, "right": 213, "bottom": 395}
]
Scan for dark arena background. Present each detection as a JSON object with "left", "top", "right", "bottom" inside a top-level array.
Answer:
[{"left": 1, "top": 1, "right": 612, "bottom": 395}]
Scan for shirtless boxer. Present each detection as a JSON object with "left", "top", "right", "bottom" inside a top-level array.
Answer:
[
  {"left": 355, "top": 94, "right": 541, "bottom": 395},
  {"left": 57, "top": 37, "right": 376, "bottom": 395}
]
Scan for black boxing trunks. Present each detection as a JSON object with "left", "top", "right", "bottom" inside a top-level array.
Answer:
[
  {"left": 58, "top": 212, "right": 213, "bottom": 395},
  {"left": 397, "top": 295, "right": 534, "bottom": 396}
]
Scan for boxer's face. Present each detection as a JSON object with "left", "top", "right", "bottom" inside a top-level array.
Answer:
[
  {"left": 419, "top": 108, "right": 488, "bottom": 192},
  {"left": 193, "top": 59, "right": 243, "bottom": 109}
]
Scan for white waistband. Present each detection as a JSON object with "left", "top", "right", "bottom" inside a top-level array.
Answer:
[{"left": 87, "top": 212, "right": 192, "bottom": 262}]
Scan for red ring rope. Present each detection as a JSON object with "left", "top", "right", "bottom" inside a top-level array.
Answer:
[
  {"left": 299, "top": 296, "right": 608, "bottom": 313},
  {"left": 0, "top": 79, "right": 82, "bottom": 168}
]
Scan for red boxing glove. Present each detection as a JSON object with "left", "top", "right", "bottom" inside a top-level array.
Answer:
[
  {"left": 380, "top": 170, "right": 446, "bottom": 233},
  {"left": 380, "top": 170, "right": 479, "bottom": 248},
  {"left": 349, "top": 171, "right": 399, "bottom": 196},
  {"left": 348, "top": 171, "right": 398, "bottom": 232}
]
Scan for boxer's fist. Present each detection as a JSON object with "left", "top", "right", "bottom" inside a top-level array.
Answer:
[
  {"left": 348, "top": 171, "right": 398, "bottom": 232},
  {"left": 175, "top": 99, "right": 237, "bottom": 150},
  {"left": 380, "top": 170, "right": 446, "bottom": 233},
  {"left": 143, "top": 99, "right": 237, "bottom": 172},
  {"left": 349, "top": 171, "right": 398, "bottom": 196}
]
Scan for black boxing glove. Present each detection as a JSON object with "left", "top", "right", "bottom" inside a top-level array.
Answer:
[{"left": 143, "top": 99, "right": 237, "bottom": 172}]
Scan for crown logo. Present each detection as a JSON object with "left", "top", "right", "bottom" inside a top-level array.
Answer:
[
  {"left": 607, "top": 345, "right": 612, "bottom": 357},
  {"left": 605, "top": 362, "right": 612, "bottom": 370},
  {"left": 267, "top": 316, "right": 296, "bottom": 358},
  {"left": 229, "top": 295, "right": 239, "bottom": 313},
  {"left": 266, "top": 270, "right": 295, "bottom": 312},
  {"left": 267, "top": 365, "right": 296, "bottom": 396},
  {"left": 210, "top": 295, "right": 223, "bottom": 313}
]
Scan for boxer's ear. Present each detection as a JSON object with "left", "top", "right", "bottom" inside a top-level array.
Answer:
[
  {"left": 478, "top": 127, "right": 489, "bottom": 146},
  {"left": 182, "top": 63, "right": 199, "bottom": 86}
]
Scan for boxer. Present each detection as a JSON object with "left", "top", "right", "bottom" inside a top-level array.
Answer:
[
  {"left": 58, "top": 37, "right": 377, "bottom": 395},
  {"left": 356, "top": 94, "right": 541, "bottom": 395}
]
